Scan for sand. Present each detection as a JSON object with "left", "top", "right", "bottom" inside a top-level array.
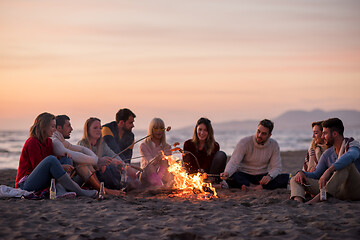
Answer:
[{"left": 1, "top": 150, "right": 360, "bottom": 240}]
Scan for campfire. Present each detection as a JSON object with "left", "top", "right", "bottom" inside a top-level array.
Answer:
[{"left": 164, "top": 153, "right": 218, "bottom": 200}]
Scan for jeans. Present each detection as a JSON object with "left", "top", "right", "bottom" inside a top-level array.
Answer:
[
  {"left": 59, "top": 156, "right": 73, "bottom": 166},
  {"left": 228, "top": 171, "right": 289, "bottom": 190},
  {"left": 20, "top": 155, "right": 66, "bottom": 192}
]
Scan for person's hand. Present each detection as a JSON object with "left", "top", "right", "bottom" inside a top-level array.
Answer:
[
  {"left": 98, "top": 156, "right": 113, "bottom": 166},
  {"left": 62, "top": 164, "right": 74, "bottom": 173},
  {"left": 319, "top": 166, "right": 334, "bottom": 189},
  {"left": 309, "top": 166, "right": 316, "bottom": 172},
  {"left": 65, "top": 152, "right": 72, "bottom": 159},
  {"left": 220, "top": 172, "right": 229, "bottom": 180},
  {"left": 259, "top": 175, "right": 272, "bottom": 185},
  {"left": 53, "top": 131, "right": 71, "bottom": 148},
  {"left": 53, "top": 131, "right": 65, "bottom": 142},
  {"left": 125, "top": 165, "right": 137, "bottom": 179},
  {"left": 150, "top": 154, "right": 163, "bottom": 166},
  {"left": 294, "top": 171, "right": 307, "bottom": 185}
]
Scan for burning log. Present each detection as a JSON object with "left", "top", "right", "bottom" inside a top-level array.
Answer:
[{"left": 165, "top": 153, "right": 218, "bottom": 199}]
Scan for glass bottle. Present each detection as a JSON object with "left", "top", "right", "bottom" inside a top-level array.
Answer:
[
  {"left": 50, "top": 178, "right": 56, "bottom": 200},
  {"left": 320, "top": 186, "right": 327, "bottom": 201},
  {"left": 98, "top": 182, "right": 105, "bottom": 200},
  {"left": 287, "top": 173, "right": 292, "bottom": 191}
]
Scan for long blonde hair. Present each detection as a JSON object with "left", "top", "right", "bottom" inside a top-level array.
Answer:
[
  {"left": 144, "top": 118, "right": 167, "bottom": 149},
  {"left": 191, "top": 117, "right": 215, "bottom": 156},
  {"left": 80, "top": 117, "right": 103, "bottom": 157},
  {"left": 29, "top": 112, "right": 55, "bottom": 143}
]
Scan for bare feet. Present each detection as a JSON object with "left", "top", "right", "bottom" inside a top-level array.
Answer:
[
  {"left": 241, "top": 184, "right": 263, "bottom": 191},
  {"left": 105, "top": 188, "right": 125, "bottom": 196},
  {"left": 306, "top": 193, "right": 321, "bottom": 204},
  {"left": 293, "top": 196, "right": 305, "bottom": 203}
]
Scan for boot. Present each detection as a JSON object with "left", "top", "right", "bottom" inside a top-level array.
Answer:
[{"left": 57, "top": 173, "right": 97, "bottom": 197}]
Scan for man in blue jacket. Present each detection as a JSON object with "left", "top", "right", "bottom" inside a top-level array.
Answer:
[{"left": 102, "top": 108, "right": 136, "bottom": 163}]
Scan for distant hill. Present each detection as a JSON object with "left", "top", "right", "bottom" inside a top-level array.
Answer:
[
  {"left": 176, "top": 109, "right": 360, "bottom": 132},
  {"left": 274, "top": 109, "right": 360, "bottom": 129}
]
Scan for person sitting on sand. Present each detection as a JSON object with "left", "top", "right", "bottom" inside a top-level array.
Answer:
[
  {"left": 183, "top": 117, "right": 227, "bottom": 183},
  {"left": 302, "top": 121, "right": 328, "bottom": 172},
  {"left": 139, "top": 118, "right": 173, "bottom": 187},
  {"left": 102, "top": 108, "right": 136, "bottom": 163},
  {"left": 15, "top": 112, "right": 97, "bottom": 198},
  {"left": 290, "top": 118, "right": 360, "bottom": 203},
  {"left": 53, "top": 115, "right": 124, "bottom": 196},
  {"left": 78, "top": 117, "right": 138, "bottom": 192},
  {"left": 220, "top": 119, "right": 289, "bottom": 190}
]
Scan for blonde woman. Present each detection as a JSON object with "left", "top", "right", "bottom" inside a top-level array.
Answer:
[
  {"left": 77, "top": 117, "right": 133, "bottom": 195},
  {"left": 139, "top": 118, "right": 172, "bottom": 187}
]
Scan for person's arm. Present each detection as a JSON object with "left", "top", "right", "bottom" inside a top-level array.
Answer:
[
  {"left": 102, "top": 142, "right": 125, "bottom": 165},
  {"left": 163, "top": 144, "right": 172, "bottom": 156},
  {"left": 267, "top": 142, "right": 281, "bottom": 179},
  {"left": 319, "top": 147, "right": 360, "bottom": 188},
  {"left": 223, "top": 139, "right": 246, "bottom": 177},
  {"left": 304, "top": 153, "right": 328, "bottom": 179},
  {"left": 102, "top": 126, "right": 121, "bottom": 153},
  {"left": 52, "top": 138, "right": 69, "bottom": 157},
  {"left": 333, "top": 147, "right": 360, "bottom": 170},
  {"left": 183, "top": 140, "right": 198, "bottom": 173},
  {"left": 27, "top": 139, "right": 45, "bottom": 170},
  {"left": 139, "top": 143, "right": 157, "bottom": 169}
]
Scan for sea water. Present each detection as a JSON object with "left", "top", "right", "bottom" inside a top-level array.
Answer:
[{"left": 1, "top": 128, "right": 360, "bottom": 170}]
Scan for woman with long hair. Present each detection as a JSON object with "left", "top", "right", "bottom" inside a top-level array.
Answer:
[
  {"left": 15, "top": 112, "right": 97, "bottom": 197},
  {"left": 78, "top": 117, "right": 137, "bottom": 193},
  {"left": 183, "top": 117, "right": 227, "bottom": 181},
  {"left": 139, "top": 118, "right": 172, "bottom": 187},
  {"left": 303, "top": 121, "right": 328, "bottom": 172}
]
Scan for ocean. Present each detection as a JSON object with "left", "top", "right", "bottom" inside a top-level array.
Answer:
[{"left": 1, "top": 128, "right": 360, "bottom": 170}]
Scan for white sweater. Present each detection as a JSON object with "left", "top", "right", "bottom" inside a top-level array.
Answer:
[
  {"left": 52, "top": 131, "right": 98, "bottom": 165},
  {"left": 225, "top": 135, "right": 282, "bottom": 178}
]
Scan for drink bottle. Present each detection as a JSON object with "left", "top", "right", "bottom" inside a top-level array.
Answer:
[
  {"left": 98, "top": 182, "right": 105, "bottom": 200},
  {"left": 320, "top": 187, "right": 327, "bottom": 201},
  {"left": 50, "top": 178, "right": 56, "bottom": 200},
  {"left": 287, "top": 173, "right": 292, "bottom": 191}
]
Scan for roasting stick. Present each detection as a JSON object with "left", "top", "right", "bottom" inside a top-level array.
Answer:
[
  {"left": 171, "top": 145, "right": 221, "bottom": 180},
  {"left": 171, "top": 147, "right": 201, "bottom": 172},
  {"left": 111, "top": 126, "right": 171, "bottom": 171}
]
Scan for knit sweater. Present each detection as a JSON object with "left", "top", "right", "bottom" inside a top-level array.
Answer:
[
  {"left": 52, "top": 130, "right": 98, "bottom": 165},
  {"left": 15, "top": 137, "right": 53, "bottom": 188},
  {"left": 225, "top": 135, "right": 282, "bottom": 178},
  {"left": 183, "top": 140, "right": 220, "bottom": 174},
  {"left": 139, "top": 141, "right": 172, "bottom": 169}
]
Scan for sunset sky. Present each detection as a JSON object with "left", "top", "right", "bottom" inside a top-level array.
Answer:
[{"left": 1, "top": 0, "right": 359, "bottom": 131}]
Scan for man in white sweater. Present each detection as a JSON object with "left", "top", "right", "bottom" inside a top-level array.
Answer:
[
  {"left": 220, "top": 119, "right": 289, "bottom": 190},
  {"left": 53, "top": 115, "right": 124, "bottom": 196}
]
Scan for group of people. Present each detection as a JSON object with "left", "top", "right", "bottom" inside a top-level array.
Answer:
[{"left": 15, "top": 108, "right": 360, "bottom": 203}]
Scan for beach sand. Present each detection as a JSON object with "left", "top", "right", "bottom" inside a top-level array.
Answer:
[{"left": 1, "top": 150, "right": 360, "bottom": 240}]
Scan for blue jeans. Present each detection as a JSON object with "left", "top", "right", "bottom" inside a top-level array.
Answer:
[
  {"left": 59, "top": 156, "right": 73, "bottom": 165},
  {"left": 19, "top": 155, "right": 66, "bottom": 192},
  {"left": 228, "top": 171, "right": 289, "bottom": 190}
]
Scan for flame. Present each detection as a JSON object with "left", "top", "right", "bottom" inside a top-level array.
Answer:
[{"left": 164, "top": 154, "right": 217, "bottom": 199}]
